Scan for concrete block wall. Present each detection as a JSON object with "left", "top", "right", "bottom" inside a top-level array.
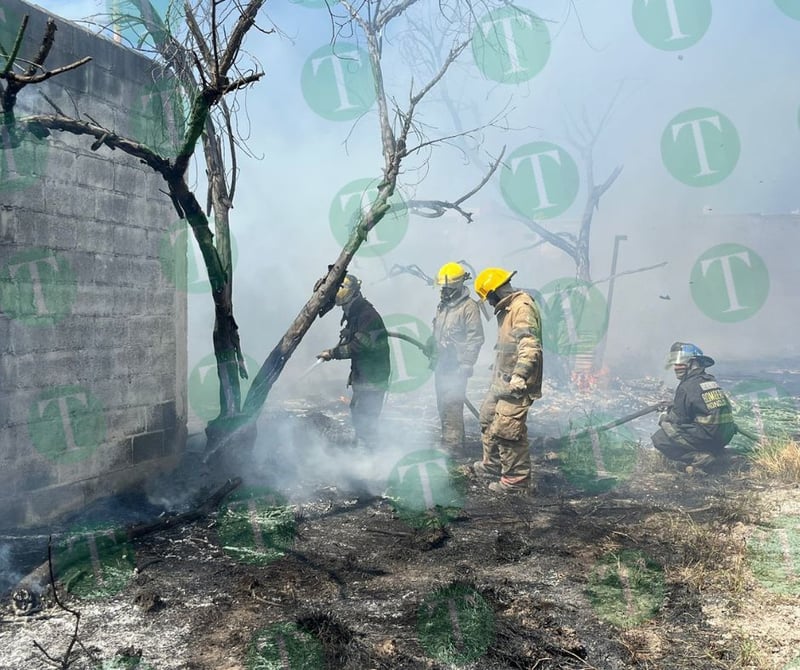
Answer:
[{"left": 0, "top": 1, "right": 187, "bottom": 528}]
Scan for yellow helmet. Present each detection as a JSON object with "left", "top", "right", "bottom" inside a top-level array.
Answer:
[
  {"left": 335, "top": 274, "right": 361, "bottom": 306},
  {"left": 436, "top": 262, "right": 468, "bottom": 286},
  {"left": 474, "top": 267, "right": 515, "bottom": 301}
]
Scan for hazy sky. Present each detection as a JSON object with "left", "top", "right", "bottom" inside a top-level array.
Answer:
[{"left": 24, "top": 0, "right": 800, "bottom": 416}]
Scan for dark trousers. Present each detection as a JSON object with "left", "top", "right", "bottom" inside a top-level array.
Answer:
[
  {"left": 350, "top": 385, "right": 385, "bottom": 445},
  {"left": 651, "top": 428, "right": 722, "bottom": 464}
]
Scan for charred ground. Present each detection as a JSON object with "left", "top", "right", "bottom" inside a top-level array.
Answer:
[{"left": 1, "top": 373, "right": 799, "bottom": 670}]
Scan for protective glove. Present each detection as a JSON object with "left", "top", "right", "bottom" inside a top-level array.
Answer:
[
  {"left": 508, "top": 374, "right": 527, "bottom": 396},
  {"left": 317, "top": 349, "right": 333, "bottom": 361},
  {"left": 658, "top": 411, "right": 668, "bottom": 425}
]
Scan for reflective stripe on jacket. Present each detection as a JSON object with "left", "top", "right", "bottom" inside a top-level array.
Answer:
[{"left": 662, "top": 367, "right": 735, "bottom": 448}]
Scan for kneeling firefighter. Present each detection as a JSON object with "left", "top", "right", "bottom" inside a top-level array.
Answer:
[{"left": 651, "top": 341, "right": 736, "bottom": 473}]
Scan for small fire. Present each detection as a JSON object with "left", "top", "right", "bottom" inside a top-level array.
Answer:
[{"left": 571, "top": 366, "right": 610, "bottom": 392}]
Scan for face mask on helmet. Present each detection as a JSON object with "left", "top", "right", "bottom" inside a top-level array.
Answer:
[
  {"left": 335, "top": 275, "right": 361, "bottom": 306},
  {"left": 665, "top": 342, "right": 702, "bottom": 368},
  {"left": 666, "top": 342, "right": 712, "bottom": 379},
  {"left": 440, "top": 283, "right": 464, "bottom": 302}
]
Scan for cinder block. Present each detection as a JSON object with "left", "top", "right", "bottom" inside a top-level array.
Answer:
[
  {"left": 112, "top": 226, "right": 148, "bottom": 256},
  {"left": 132, "top": 431, "right": 164, "bottom": 463},
  {"left": 16, "top": 458, "right": 56, "bottom": 492},
  {"left": 0, "top": 495, "right": 27, "bottom": 529},
  {"left": 0, "top": 205, "right": 17, "bottom": 244},
  {"left": 22, "top": 482, "right": 86, "bottom": 527},
  {"left": 90, "top": 318, "right": 128, "bottom": 350},
  {"left": 113, "top": 163, "right": 148, "bottom": 199},
  {"left": 43, "top": 183, "right": 94, "bottom": 223}
]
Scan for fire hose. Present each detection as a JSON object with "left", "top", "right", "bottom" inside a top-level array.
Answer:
[
  {"left": 563, "top": 402, "right": 761, "bottom": 444},
  {"left": 386, "top": 331, "right": 481, "bottom": 420}
]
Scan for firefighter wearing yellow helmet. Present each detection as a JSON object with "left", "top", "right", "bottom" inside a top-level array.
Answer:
[
  {"left": 318, "top": 274, "right": 391, "bottom": 447},
  {"left": 427, "top": 262, "right": 485, "bottom": 452},
  {"left": 472, "top": 267, "right": 543, "bottom": 494}
]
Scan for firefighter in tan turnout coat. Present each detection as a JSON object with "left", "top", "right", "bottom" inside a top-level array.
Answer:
[
  {"left": 428, "top": 262, "right": 485, "bottom": 452},
  {"left": 473, "top": 268, "right": 543, "bottom": 494}
]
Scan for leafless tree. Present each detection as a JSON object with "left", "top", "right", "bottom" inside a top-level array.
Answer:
[
  {"left": 238, "top": 0, "right": 506, "bottom": 430},
  {"left": 2, "top": 1, "right": 503, "bottom": 457},
  {"left": 105, "top": 0, "right": 259, "bottom": 431},
  {"left": 1, "top": 2, "right": 266, "bottom": 439}
]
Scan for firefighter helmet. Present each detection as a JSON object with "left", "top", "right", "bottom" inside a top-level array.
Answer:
[
  {"left": 665, "top": 342, "right": 715, "bottom": 369},
  {"left": 436, "top": 262, "right": 469, "bottom": 286},
  {"left": 474, "top": 267, "right": 515, "bottom": 301},
  {"left": 335, "top": 274, "right": 362, "bottom": 306}
]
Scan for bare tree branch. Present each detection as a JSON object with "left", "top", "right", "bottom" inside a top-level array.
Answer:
[
  {"left": 588, "top": 261, "right": 668, "bottom": 287},
  {"left": 31, "top": 538, "right": 91, "bottom": 669},
  {"left": 184, "top": 1, "right": 214, "bottom": 70},
  {"left": 376, "top": 0, "right": 422, "bottom": 29}
]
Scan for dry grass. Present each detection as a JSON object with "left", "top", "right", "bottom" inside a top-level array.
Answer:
[
  {"left": 727, "top": 631, "right": 771, "bottom": 669},
  {"left": 749, "top": 438, "right": 800, "bottom": 483}
]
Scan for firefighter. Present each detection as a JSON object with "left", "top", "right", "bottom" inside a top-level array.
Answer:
[
  {"left": 472, "top": 267, "right": 543, "bottom": 494},
  {"left": 318, "top": 274, "right": 391, "bottom": 447},
  {"left": 427, "top": 262, "right": 485, "bottom": 452},
  {"left": 651, "top": 342, "right": 736, "bottom": 474}
]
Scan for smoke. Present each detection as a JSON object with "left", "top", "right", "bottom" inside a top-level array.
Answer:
[
  {"left": 0, "top": 542, "right": 22, "bottom": 597},
  {"left": 245, "top": 382, "right": 442, "bottom": 502}
]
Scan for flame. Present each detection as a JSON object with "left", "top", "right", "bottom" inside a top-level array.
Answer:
[{"left": 571, "top": 366, "right": 610, "bottom": 392}]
